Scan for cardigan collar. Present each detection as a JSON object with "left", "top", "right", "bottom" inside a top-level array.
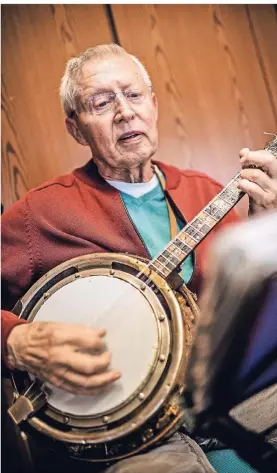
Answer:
[{"left": 73, "top": 158, "right": 182, "bottom": 192}]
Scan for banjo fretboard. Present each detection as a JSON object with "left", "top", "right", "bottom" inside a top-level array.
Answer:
[{"left": 148, "top": 172, "right": 244, "bottom": 279}]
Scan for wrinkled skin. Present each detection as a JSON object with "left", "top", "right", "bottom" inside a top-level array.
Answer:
[
  {"left": 66, "top": 55, "right": 158, "bottom": 183},
  {"left": 7, "top": 323, "right": 121, "bottom": 395}
]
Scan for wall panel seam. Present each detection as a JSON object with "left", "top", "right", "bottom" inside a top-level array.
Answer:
[{"left": 105, "top": 5, "right": 121, "bottom": 45}]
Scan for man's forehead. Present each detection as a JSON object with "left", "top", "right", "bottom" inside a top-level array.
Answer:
[{"left": 77, "top": 55, "right": 143, "bottom": 92}]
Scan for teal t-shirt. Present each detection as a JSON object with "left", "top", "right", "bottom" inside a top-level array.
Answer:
[{"left": 120, "top": 182, "right": 194, "bottom": 284}]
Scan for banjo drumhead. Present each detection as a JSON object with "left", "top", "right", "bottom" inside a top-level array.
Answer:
[{"left": 33, "top": 275, "right": 160, "bottom": 417}]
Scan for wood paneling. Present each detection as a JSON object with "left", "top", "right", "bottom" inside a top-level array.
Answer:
[
  {"left": 111, "top": 5, "right": 277, "bottom": 189},
  {"left": 1, "top": 5, "right": 113, "bottom": 209},
  {"left": 246, "top": 5, "right": 277, "bottom": 122}
]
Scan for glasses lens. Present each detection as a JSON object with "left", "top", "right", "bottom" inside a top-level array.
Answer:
[
  {"left": 125, "top": 90, "right": 144, "bottom": 102},
  {"left": 91, "top": 93, "right": 114, "bottom": 114}
]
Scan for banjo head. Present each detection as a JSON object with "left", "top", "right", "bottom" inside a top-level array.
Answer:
[
  {"left": 33, "top": 274, "right": 166, "bottom": 418},
  {"left": 10, "top": 253, "right": 194, "bottom": 460}
]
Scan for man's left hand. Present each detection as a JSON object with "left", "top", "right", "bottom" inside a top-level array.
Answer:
[{"left": 238, "top": 148, "right": 277, "bottom": 215}]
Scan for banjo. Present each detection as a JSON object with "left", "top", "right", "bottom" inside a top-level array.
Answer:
[{"left": 7, "top": 135, "right": 277, "bottom": 463}]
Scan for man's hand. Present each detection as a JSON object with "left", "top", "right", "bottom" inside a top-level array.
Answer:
[
  {"left": 6, "top": 322, "right": 121, "bottom": 395},
  {"left": 238, "top": 148, "right": 277, "bottom": 216}
]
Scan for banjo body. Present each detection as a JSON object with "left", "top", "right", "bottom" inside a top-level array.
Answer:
[{"left": 9, "top": 252, "right": 199, "bottom": 462}]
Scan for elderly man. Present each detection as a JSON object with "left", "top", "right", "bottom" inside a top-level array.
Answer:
[{"left": 2, "top": 44, "right": 277, "bottom": 473}]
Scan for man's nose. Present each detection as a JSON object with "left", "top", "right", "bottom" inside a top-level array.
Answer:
[{"left": 114, "top": 96, "right": 135, "bottom": 123}]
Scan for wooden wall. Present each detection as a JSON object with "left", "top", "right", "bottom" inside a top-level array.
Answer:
[{"left": 2, "top": 5, "right": 277, "bottom": 215}]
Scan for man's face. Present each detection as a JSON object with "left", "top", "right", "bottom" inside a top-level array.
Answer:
[{"left": 69, "top": 55, "right": 158, "bottom": 171}]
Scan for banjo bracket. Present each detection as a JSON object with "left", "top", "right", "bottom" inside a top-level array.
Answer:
[
  {"left": 8, "top": 380, "right": 49, "bottom": 425},
  {"left": 156, "top": 402, "right": 180, "bottom": 431}
]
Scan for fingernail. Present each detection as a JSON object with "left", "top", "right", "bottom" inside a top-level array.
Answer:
[{"left": 114, "top": 371, "right": 121, "bottom": 378}]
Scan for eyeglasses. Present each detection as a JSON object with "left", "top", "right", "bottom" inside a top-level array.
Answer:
[{"left": 71, "top": 85, "right": 152, "bottom": 117}]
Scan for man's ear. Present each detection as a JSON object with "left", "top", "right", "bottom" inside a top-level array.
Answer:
[{"left": 65, "top": 117, "right": 89, "bottom": 147}]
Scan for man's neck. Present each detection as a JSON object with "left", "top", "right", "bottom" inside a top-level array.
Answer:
[{"left": 96, "top": 160, "right": 154, "bottom": 183}]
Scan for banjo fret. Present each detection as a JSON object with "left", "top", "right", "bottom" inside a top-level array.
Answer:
[
  {"left": 163, "top": 249, "right": 182, "bottom": 267},
  {"left": 150, "top": 259, "right": 169, "bottom": 278},
  {"left": 174, "top": 238, "right": 193, "bottom": 254},
  {"left": 190, "top": 218, "right": 211, "bottom": 235},
  {"left": 156, "top": 255, "right": 176, "bottom": 271}
]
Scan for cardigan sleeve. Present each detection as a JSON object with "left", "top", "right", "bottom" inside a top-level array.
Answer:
[
  {"left": 1, "top": 311, "right": 27, "bottom": 372},
  {"left": 1, "top": 198, "right": 35, "bottom": 369}
]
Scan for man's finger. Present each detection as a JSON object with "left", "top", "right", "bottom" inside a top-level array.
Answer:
[
  {"left": 64, "top": 350, "right": 112, "bottom": 376},
  {"left": 84, "top": 370, "right": 122, "bottom": 390},
  {"left": 240, "top": 150, "right": 277, "bottom": 178},
  {"left": 239, "top": 168, "right": 274, "bottom": 193},
  {"left": 49, "top": 369, "right": 121, "bottom": 395},
  {"left": 52, "top": 325, "right": 107, "bottom": 351},
  {"left": 238, "top": 179, "right": 275, "bottom": 208}
]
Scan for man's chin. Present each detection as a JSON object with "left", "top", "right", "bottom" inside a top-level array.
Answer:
[
  {"left": 116, "top": 142, "right": 156, "bottom": 164},
  {"left": 118, "top": 152, "right": 153, "bottom": 168}
]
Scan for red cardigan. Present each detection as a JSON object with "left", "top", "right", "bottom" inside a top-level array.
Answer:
[{"left": 1, "top": 159, "right": 240, "bottom": 364}]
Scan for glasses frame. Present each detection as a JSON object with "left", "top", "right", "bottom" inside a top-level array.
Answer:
[{"left": 69, "top": 85, "right": 153, "bottom": 119}]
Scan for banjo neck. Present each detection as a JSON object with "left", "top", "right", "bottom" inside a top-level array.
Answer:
[
  {"left": 148, "top": 171, "right": 244, "bottom": 279},
  {"left": 148, "top": 133, "right": 277, "bottom": 281}
]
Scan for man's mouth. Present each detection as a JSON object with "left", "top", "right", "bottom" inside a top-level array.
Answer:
[{"left": 118, "top": 132, "right": 143, "bottom": 142}]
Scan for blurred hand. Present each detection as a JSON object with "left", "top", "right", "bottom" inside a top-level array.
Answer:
[
  {"left": 6, "top": 322, "right": 121, "bottom": 395},
  {"left": 238, "top": 148, "right": 277, "bottom": 216}
]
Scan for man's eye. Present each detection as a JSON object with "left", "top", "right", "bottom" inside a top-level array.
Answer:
[
  {"left": 95, "top": 100, "right": 110, "bottom": 109},
  {"left": 127, "top": 91, "right": 142, "bottom": 100},
  {"left": 93, "top": 94, "right": 113, "bottom": 109}
]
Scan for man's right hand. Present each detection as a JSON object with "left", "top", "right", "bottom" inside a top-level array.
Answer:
[{"left": 6, "top": 322, "right": 121, "bottom": 395}]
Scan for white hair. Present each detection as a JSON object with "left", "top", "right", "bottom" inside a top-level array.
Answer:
[{"left": 59, "top": 43, "right": 152, "bottom": 117}]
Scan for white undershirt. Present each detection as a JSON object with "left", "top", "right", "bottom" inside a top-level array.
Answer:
[{"left": 105, "top": 174, "right": 159, "bottom": 198}]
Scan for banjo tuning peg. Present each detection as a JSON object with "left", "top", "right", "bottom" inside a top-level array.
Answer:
[{"left": 264, "top": 132, "right": 277, "bottom": 157}]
